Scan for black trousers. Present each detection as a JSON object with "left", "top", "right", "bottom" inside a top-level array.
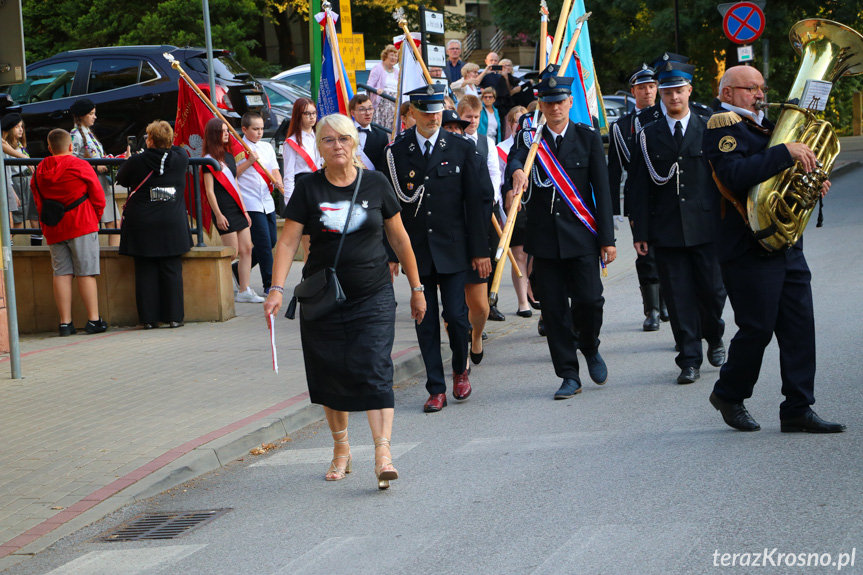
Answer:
[
  {"left": 134, "top": 255, "right": 184, "bottom": 324},
  {"left": 635, "top": 246, "right": 660, "bottom": 286},
  {"left": 654, "top": 244, "right": 726, "bottom": 368},
  {"left": 533, "top": 255, "right": 604, "bottom": 381},
  {"left": 417, "top": 268, "right": 469, "bottom": 395},
  {"left": 714, "top": 247, "right": 815, "bottom": 419}
]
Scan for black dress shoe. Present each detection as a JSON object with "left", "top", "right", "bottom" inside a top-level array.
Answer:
[
  {"left": 143, "top": 323, "right": 158, "bottom": 330},
  {"left": 528, "top": 296, "right": 541, "bottom": 310},
  {"left": 677, "top": 366, "right": 700, "bottom": 385},
  {"left": 553, "top": 378, "right": 582, "bottom": 399},
  {"left": 710, "top": 392, "right": 760, "bottom": 431},
  {"left": 488, "top": 305, "right": 506, "bottom": 322},
  {"left": 482, "top": 331, "right": 488, "bottom": 341},
  {"left": 516, "top": 308, "right": 533, "bottom": 318},
  {"left": 707, "top": 339, "right": 726, "bottom": 367},
  {"left": 470, "top": 342, "right": 483, "bottom": 365},
  {"left": 584, "top": 351, "right": 608, "bottom": 385},
  {"left": 169, "top": 321, "right": 184, "bottom": 328},
  {"left": 537, "top": 317, "right": 545, "bottom": 337},
  {"left": 781, "top": 410, "right": 846, "bottom": 433}
]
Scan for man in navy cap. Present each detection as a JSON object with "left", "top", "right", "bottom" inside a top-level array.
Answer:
[
  {"left": 509, "top": 65, "right": 616, "bottom": 400},
  {"left": 384, "top": 83, "right": 490, "bottom": 412},
  {"left": 607, "top": 63, "right": 669, "bottom": 332},
  {"left": 630, "top": 60, "right": 727, "bottom": 385}
]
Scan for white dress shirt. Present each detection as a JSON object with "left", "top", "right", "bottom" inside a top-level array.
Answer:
[
  {"left": 466, "top": 131, "right": 502, "bottom": 206},
  {"left": 282, "top": 130, "right": 321, "bottom": 203},
  {"left": 414, "top": 128, "right": 440, "bottom": 157},
  {"left": 238, "top": 136, "right": 278, "bottom": 214},
  {"left": 720, "top": 101, "right": 765, "bottom": 126},
  {"left": 665, "top": 110, "right": 692, "bottom": 138}
]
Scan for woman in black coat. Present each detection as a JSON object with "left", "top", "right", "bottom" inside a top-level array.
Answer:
[{"left": 117, "top": 120, "right": 192, "bottom": 328}]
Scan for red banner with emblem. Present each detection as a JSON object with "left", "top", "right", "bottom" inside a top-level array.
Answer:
[{"left": 173, "top": 80, "right": 247, "bottom": 232}]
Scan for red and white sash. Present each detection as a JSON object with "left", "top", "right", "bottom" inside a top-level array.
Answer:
[
  {"left": 204, "top": 155, "right": 244, "bottom": 211},
  {"left": 529, "top": 131, "right": 598, "bottom": 237},
  {"left": 284, "top": 136, "right": 318, "bottom": 173},
  {"left": 496, "top": 146, "right": 508, "bottom": 164},
  {"left": 242, "top": 146, "right": 275, "bottom": 192}
]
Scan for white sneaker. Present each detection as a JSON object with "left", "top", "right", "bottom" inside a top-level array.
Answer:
[{"left": 235, "top": 287, "right": 265, "bottom": 303}]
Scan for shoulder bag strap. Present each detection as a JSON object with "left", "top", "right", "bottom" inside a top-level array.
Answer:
[{"left": 331, "top": 168, "right": 363, "bottom": 273}]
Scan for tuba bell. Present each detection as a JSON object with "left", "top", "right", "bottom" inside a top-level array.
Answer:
[{"left": 748, "top": 19, "right": 863, "bottom": 252}]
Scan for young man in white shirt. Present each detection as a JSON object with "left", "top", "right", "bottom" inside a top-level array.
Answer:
[{"left": 237, "top": 112, "right": 284, "bottom": 294}]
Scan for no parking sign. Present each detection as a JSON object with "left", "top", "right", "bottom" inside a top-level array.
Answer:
[{"left": 722, "top": 1, "right": 765, "bottom": 45}]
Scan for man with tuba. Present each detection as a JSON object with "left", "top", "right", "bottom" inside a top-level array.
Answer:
[{"left": 703, "top": 65, "right": 845, "bottom": 433}]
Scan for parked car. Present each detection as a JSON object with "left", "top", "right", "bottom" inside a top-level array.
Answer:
[
  {"left": 0, "top": 45, "right": 270, "bottom": 157},
  {"left": 272, "top": 61, "right": 380, "bottom": 94},
  {"left": 256, "top": 78, "right": 312, "bottom": 160},
  {"left": 603, "top": 94, "right": 636, "bottom": 115}
]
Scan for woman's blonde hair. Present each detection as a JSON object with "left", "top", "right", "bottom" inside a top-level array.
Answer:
[
  {"left": 461, "top": 63, "right": 480, "bottom": 78},
  {"left": 146, "top": 120, "right": 173, "bottom": 149},
  {"left": 314, "top": 114, "right": 361, "bottom": 168},
  {"left": 380, "top": 44, "right": 398, "bottom": 61}
]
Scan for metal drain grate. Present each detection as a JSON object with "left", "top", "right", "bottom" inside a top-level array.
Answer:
[{"left": 98, "top": 509, "right": 230, "bottom": 542}]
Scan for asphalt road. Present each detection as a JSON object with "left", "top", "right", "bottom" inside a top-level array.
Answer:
[{"left": 6, "top": 166, "right": 863, "bottom": 575}]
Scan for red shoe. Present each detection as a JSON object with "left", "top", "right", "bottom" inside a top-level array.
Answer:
[
  {"left": 423, "top": 393, "right": 447, "bottom": 413},
  {"left": 452, "top": 371, "right": 472, "bottom": 400}
]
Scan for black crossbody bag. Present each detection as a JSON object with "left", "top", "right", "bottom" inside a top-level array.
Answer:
[
  {"left": 32, "top": 165, "right": 89, "bottom": 227},
  {"left": 285, "top": 169, "right": 363, "bottom": 321}
]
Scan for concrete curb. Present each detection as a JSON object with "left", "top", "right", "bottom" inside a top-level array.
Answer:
[{"left": 4, "top": 344, "right": 449, "bottom": 564}]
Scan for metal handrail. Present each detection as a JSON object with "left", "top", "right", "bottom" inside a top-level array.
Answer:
[
  {"left": 490, "top": 30, "right": 506, "bottom": 55},
  {"left": 463, "top": 29, "right": 479, "bottom": 62},
  {"left": 357, "top": 82, "right": 397, "bottom": 103},
  {"left": 5, "top": 156, "right": 220, "bottom": 247}
]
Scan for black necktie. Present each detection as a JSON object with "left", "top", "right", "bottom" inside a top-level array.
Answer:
[
  {"left": 358, "top": 127, "right": 371, "bottom": 134},
  {"left": 424, "top": 140, "right": 432, "bottom": 159},
  {"left": 674, "top": 121, "right": 683, "bottom": 147},
  {"left": 555, "top": 135, "right": 563, "bottom": 150}
]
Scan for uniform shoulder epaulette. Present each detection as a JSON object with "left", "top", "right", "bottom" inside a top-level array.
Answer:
[
  {"left": 452, "top": 132, "right": 470, "bottom": 141},
  {"left": 707, "top": 111, "right": 742, "bottom": 130},
  {"left": 575, "top": 122, "right": 596, "bottom": 132}
]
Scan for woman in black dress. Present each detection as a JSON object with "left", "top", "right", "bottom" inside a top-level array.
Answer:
[
  {"left": 263, "top": 114, "right": 425, "bottom": 490},
  {"left": 201, "top": 118, "right": 263, "bottom": 304},
  {"left": 117, "top": 121, "right": 191, "bottom": 328}
]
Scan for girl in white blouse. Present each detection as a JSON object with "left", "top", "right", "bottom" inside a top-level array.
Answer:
[{"left": 282, "top": 97, "right": 321, "bottom": 259}]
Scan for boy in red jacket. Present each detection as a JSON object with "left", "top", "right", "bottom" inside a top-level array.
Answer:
[{"left": 31, "top": 129, "right": 107, "bottom": 336}]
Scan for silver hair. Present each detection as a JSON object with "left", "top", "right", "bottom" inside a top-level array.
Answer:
[{"left": 447, "top": 39, "right": 462, "bottom": 50}]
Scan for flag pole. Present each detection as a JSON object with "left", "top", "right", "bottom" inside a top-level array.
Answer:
[
  {"left": 558, "top": 12, "right": 591, "bottom": 76},
  {"left": 539, "top": 0, "right": 548, "bottom": 71},
  {"left": 488, "top": 59, "right": 575, "bottom": 306},
  {"left": 548, "top": 0, "right": 574, "bottom": 65},
  {"left": 163, "top": 53, "right": 277, "bottom": 187},
  {"left": 390, "top": 42, "right": 406, "bottom": 140},
  {"left": 394, "top": 8, "right": 433, "bottom": 84}
]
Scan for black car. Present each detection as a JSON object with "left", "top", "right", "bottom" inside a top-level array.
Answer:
[{"left": 0, "top": 45, "right": 270, "bottom": 158}]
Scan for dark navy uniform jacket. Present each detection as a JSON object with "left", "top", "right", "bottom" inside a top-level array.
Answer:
[
  {"left": 630, "top": 113, "right": 716, "bottom": 247},
  {"left": 508, "top": 120, "right": 615, "bottom": 259},
  {"left": 384, "top": 127, "right": 488, "bottom": 276},
  {"left": 607, "top": 109, "right": 638, "bottom": 216},
  {"left": 703, "top": 110, "right": 795, "bottom": 262}
]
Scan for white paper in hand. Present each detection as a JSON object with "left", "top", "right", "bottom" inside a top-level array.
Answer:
[{"left": 269, "top": 313, "right": 279, "bottom": 374}]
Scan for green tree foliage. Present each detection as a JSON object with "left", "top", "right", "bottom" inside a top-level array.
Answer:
[
  {"left": 489, "top": 0, "right": 863, "bottom": 133},
  {"left": 22, "top": 0, "right": 274, "bottom": 75}
]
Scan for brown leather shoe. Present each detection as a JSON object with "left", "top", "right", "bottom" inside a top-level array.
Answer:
[
  {"left": 452, "top": 371, "right": 472, "bottom": 400},
  {"left": 423, "top": 393, "right": 447, "bottom": 413}
]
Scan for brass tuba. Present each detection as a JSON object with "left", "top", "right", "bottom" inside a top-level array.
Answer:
[{"left": 748, "top": 19, "right": 863, "bottom": 252}]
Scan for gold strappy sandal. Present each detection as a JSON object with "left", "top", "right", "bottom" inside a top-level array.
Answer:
[
  {"left": 374, "top": 437, "right": 399, "bottom": 490},
  {"left": 325, "top": 428, "right": 352, "bottom": 481}
]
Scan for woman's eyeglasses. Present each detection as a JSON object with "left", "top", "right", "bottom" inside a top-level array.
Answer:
[
  {"left": 302, "top": 111, "right": 317, "bottom": 118},
  {"left": 482, "top": 95, "right": 495, "bottom": 100},
  {"left": 320, "top": 135, "right": 353, "bottom": 147}
]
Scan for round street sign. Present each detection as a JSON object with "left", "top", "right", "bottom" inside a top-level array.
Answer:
[{"left": 723, "top": 2, "right": 765, "bottom": 45}]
